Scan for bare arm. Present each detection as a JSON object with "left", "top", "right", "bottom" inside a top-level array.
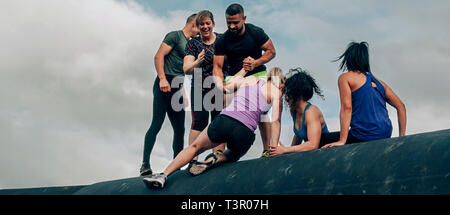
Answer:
[
  {"left": 257, "top": 39, "right": 276, "bottom": 67},
  {"left": 183, "top": 50, "right": 205, "bottom": 75},
  {"left": 269, "top": 86, "right": 282, "bottom": 147},
  {"left": 224, "top": 68, "right": 248, "bottom": 92},
  {"left": 243, "top": 39, "right": 276, "bottom": 71},
  {"left": 322, "top": 74, "right": 352, "bottom": 148},
  {"left": 213, "top": 55, "right": 225, "bottom": 91},
  {"left": 379, "top": 80, "right": 407, "bottom": 136},
  {"left": 300, "top": 107, "right": 322, "bottom": 150},
  {"left": 154, "top": 42, "right": 173, "bottom": 92},
  {"left": 270, "top": 107, "right": 322, "bottom": 156}
]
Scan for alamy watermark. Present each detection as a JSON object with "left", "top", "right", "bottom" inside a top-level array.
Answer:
[{"left": 169, "top": 68, "right": 272, "bottom": 122}]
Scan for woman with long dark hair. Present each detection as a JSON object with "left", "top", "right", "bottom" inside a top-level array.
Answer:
[
  {"left": 322, "top": 42, "right": 406, "bottom": 148},
  {"left": 269, "top": 68, "right": 331, "bottom": 156}
]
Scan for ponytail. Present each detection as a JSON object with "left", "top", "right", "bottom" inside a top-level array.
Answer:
[{"left": 267, "top": 67, "right": 286, "bottom": 88}]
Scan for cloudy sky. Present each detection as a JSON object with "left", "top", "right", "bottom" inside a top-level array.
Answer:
[{"left": 1, "top": 0, "right": 449, "bottom": 189}]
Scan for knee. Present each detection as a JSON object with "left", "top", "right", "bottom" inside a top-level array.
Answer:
[
  {"left": 148, "top": 120, "right": 164, "bottom": 133},
  {"left": 190, "top": 140, "right": 209, "bottom": 155},
  {"left": 190, "top": 141, "right": 201, "bottom": 150}
]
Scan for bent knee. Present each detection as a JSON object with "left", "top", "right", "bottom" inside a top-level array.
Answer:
[
  {"left": 189, "top": 142, "right": 207, "bottom": 151},
  {"left": 189, "top": 143, "right": 201, "bottom": 150}
]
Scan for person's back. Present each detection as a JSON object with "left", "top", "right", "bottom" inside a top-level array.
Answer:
[
  {"left": 292, "top": 103, "right": 329, "bottom": 143},
  {"left": 346, "top": 71, "right": 392, "bottom": 140},
  {"left": 321, "top": 41, "right": 406, "bottom": 149},
  {"left": 221, "top": 77, "right": 272, "bottom": 131}
]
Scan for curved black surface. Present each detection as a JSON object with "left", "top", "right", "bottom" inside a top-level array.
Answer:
[
  {"left": 2, "top": 129, "right": 450, "bottom": 195},
  {"left": 0, "top": 185, "right": 86, "bottom": 195},
  {"left": 74, "top": 129, "right": 450, "bottom": 195}
]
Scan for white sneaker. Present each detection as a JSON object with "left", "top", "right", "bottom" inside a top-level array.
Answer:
[{"left": 143, "top": 173, "right": 167, "bottom": 189}]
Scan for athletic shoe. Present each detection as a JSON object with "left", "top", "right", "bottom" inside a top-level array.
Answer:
[
  {"left": 205, "top": 152, "right": 217, "bottom": 162},
  {"left": 261, "top": 150, "right": 270, "bottom": 158},
  {"left": 214, "top": 149, "right": 224, "bottom": 156},
  {"left": 187, "top": 159, "right": 197, "bottom": 171},
  {"left": 142, "top": 173, "right": 167, "bottom": 189},
  {"left": 189, "top": 154, "right": 218, "bottom": 176},
  {"left": 140, "top": 163, "right": 152, "bottom": 176}
]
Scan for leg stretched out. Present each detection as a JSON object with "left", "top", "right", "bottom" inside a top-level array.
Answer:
[
  {"left": 142, "top": 125, "right": 219, "bottom": 189},
  {"left": 163, "top": 126, "right": 218, "bottom": 177}
]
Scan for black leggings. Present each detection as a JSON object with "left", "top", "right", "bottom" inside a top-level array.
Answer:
[
  {"left": 207, "top": 115, "right": 255, "bottom": 162},
  {"left": 190, "top": 86, "right": 221, "bottom": 131},
  {"left": 142, "top": 76, "right": 185, "bottom": 165}
]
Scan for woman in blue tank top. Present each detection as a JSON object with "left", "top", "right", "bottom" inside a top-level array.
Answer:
[
  {"left": 322, "top": 42, "right": 407, "bottom": 149},
  {"left": 269, "top": 68, "right": 332, "bottom": 156}
]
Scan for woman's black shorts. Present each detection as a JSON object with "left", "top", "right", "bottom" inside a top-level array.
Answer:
[
  {"left": 207, "top": 114, "right": 255, "bottom": 162},
  {"left": 190, "top": 87, "right": 221, "bottom": 131}
]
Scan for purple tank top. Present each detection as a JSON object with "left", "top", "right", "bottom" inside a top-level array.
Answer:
[{"left": 221, "top": 80, "right": 272, "bottom": 131}]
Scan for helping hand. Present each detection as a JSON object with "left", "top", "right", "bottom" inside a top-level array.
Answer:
[{"left": 242, "top": 56, "right": 256, "bottom": 72}]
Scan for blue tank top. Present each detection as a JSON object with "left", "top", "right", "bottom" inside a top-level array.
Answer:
[
  {"left": 349, "top": 72, "right": 392, "bottom": 141},
  {"left": 293, "top": 103, "right": 329, "bottom": 144}
]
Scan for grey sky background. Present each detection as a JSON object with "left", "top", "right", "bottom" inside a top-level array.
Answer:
[{"left": 1, "top": 0, "right": 449, "bottom": 189}]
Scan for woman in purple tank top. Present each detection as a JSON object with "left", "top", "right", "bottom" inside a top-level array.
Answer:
[
  {"left": 142, "top": 69, "right": 285, "bottom": 189},
  {"left": 322, "top": 42, "right": 407, "bottom": 149}
]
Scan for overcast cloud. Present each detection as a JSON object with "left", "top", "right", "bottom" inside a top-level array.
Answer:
[{"left": 1, "top": 0, "right": 449, "bottom": 189}]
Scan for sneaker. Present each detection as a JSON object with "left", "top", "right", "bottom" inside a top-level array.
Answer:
[
  {"left": 205, "top": 152, "right": 218, "bottom": 162},
  {"left": 140, "top": 163, "right": 152, "bottom": 176},
  {"left": 261, "top": 150, "right": 270, "bottom": 158},
  {"left": 142, "top": 173, "right": 167, "bottom": 189},
  {"left": 214, "top": 149, "right": 224, "bottom": 156},
  {"left": 189, "top": 154, "right": 218, "bottom": 176},
  {"left": 186, "top": 159, "right": 197, "bottom": 171}
]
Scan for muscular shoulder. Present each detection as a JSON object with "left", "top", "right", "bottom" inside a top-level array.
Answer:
[
  {"left": 214, "top": 33, "right": 226, "bottom": 55},
  {"left": 246, "top": 23, "right": 264, "bottom": 32},
  {"left": 246, "top": 23, "right": 269, "bottom": 45},
  {"left": 305, "top": 105, "right": 323, "bottom": 122},
  {"left": 338, "top": 72, "right": 351, "bottom": 82},
  {"left": 338, "top": 72, "right": 357, "bottom": 88},
  {"left": 163, "top": 30, "right": 181, "bottom": 47},
  {"left": 165, "top": 30, "right": 179, "bottom": 37}
]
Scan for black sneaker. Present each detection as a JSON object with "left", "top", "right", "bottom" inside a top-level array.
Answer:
[
  {"left": 142, "top": 173, "right": 167, "bottom": 189},
  {"left": 261, "top": 150, "right": 270, "bottom": 158},
  {"left": 204, "top": 152, "right": 216, "bottom": 161},
  {"left": 140, "top": 163, "right": 152, "bottom": 176},
  {"left": 188, "top": 154, "right": 218, "bottom": 176},
  {"left": 214, "top": 149, "right": 224, "bottom": 156}
]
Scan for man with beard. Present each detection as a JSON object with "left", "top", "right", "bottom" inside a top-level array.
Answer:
[{"left": 212, "top": 3, "right": 277, "bottom": 157}]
